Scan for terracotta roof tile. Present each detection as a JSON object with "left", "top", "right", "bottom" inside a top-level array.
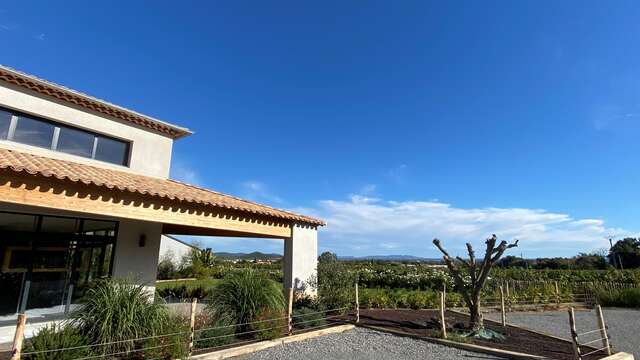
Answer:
[
  {"left": 0, "top": 65, "right": 191, "bottom": 139},
  {"left": 0, "top": 148, "right": 325, "bottom": 226}
]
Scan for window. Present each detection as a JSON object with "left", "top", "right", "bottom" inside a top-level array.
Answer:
[
  {"left": 0, "top": 106, "right": 131, "bottom": 166},
  {"left": 0, "top": 109, "right": 11, "bottom": 140},
  {"left": 56, "top": 126, "right": 95, "bottom": 158},
  {"left": 94, "top": 136, "right": 129, "bottom": 166},
  {"left": 12, "top": 116, "right": 55, "bottom": 148}
]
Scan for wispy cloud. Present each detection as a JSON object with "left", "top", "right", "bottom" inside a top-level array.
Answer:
[
  {"left": 301, "top": 196, "right": 634, "bottom": 257},
  {"left": 386, "top": 164, "right": 408, "bottom": 184},
  {"left": 591, "top": 105, "right": 639, "bottom": 131},
  {"left": 33, "top": 33, "right": 45, "bottom": 41},
  {"left": 0, "top": 23, "right": 17, "bottom": 31},
  {"left": 240, "top": 181, "right": 283, "bottom": 204},
  {"left": 359, "top": 183, "right": 377, "bottom": 195}
]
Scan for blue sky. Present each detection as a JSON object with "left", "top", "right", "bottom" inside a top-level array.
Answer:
[{"left": 2, "top": 1, "right": 640, "bottom": 257}]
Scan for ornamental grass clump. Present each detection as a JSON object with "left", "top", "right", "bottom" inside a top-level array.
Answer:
[
  {"left": 206, "top": 269, "right": 285, "bottom": 335},
  {"left": 70, "top": 278, "right": 188, "bottom": 358}
]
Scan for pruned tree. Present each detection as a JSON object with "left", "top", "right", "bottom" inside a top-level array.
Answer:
[{"left": 433, "top": 235, "right": 518, "bottom": 332}]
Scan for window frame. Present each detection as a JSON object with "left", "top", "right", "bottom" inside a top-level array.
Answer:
[{"left": 0, "top": 106, "right": 131, "bottom": 167}]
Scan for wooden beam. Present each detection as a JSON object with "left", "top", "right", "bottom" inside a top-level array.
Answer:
[{"left": 0, "top": 172, "right": 292, "bottom": 238}]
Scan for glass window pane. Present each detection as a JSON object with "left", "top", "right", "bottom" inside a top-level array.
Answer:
[
  {"left": 57, "top": 126, "right": 95, "bottom": 158},
  {"left": 94, "top": 136, "right": 129, "bottom": 165},
  {"left": 0, "top": 213, "right": 37, "bottom": 232},
  {"left": 13, "top": 116, "right": 55, "bottom": 148},
  {"left": 82, "top": 220, "right": 117, "bottom": 235},
  {"left": 41, "top": 217, "right": 79, "bottom": 233},
  {"left": 0, "top": 109, "right": 12, "bottom": 140}
]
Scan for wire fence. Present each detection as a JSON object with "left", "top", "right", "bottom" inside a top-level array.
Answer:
[
  {"left": 567, "top": 305, "right": 613, "bottom": 359},
  {"left": 12, "top": 297, "right": 355, "bottom": 360},
  {"left": 10, "top": 280, "right": 629, "bottom": 359}
]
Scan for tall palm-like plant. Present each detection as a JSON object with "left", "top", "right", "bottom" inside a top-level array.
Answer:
[{"left": 206, "top": 269, "right": 285, "bottom": 333}]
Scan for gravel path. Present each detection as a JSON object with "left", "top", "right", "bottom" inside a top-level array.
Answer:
[
  {"left": 485, "top": 308, "right": 639, "bottom": 357},
  {"left": 236, "top": 327, "right": 504, "bottom": 360}
]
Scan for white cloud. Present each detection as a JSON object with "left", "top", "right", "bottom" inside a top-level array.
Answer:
[
  {"left": 240, "top": 181, "right": 283, "bottom": 204},
  {"left": 304, "top": 197, "right": 635, "bottom": 257},
  {"left": 34, "top": 33, "right": 45, "bottom": 41}
]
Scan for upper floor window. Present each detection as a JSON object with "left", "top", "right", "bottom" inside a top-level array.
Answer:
[{"left": 0, "top": 107, "right": 130, "bottom": 166}]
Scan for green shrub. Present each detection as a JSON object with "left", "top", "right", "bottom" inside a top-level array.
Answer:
[
  {"left": 597, "top": 288, "right": 640, "bottom": 308},
  {"left": 292, "top": 307, "right": 326, "bottom": 329},
  {"left": 70, "top": 278, "right": 185, "bottom": 358},
  {"left": 206, "top": 269, "right": 285, "bottom": 333},
  {"left": 23, "top": 323, "right": 90, "bottom": 360},
  {"left": 193, "top": 313, "right": 236, "bottom": 350},
  {"left": 313, "top": 260, "right": 357, "bottom": 310},
  {"left": 253, "top": 308, "right": 287, "bottom": 340}
]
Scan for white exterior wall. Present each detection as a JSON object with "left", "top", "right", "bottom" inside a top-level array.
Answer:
[
  {"left": 159, "top": 235, "right": 196, "bottom": 265},
  {"left": 0, "top": 82, "right": 174, "bottom": 178},
  {"left": 111, "top": 220, "right": 163, "bottom": 291},
  {"left": 283, "top": 224, "right": 318, "bottom": 295}
]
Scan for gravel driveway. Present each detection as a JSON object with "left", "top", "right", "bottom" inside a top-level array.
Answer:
[
  {"left": 237, "top": 327, "right": 504, "bottom": 360},
  {"left": 485, "top": 308, "right": 639, "bottom": 357}
]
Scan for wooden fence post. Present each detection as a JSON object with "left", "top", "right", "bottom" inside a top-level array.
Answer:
[
  {"left": 355, "top": 283, "right": 360, "bottom": 323},
  {"left": 11, "top": 313, "right": 27, "bottom": 360},
  {"left": 287, "top": 288, "right": 294, "bottom": 336},
  {"left": 505, "top": 281, "right": 511, "bottom": 311},
  {"left": 188, "top": 298, "right": 197, "bottom": 357},
  {"left": 439, "top": 291, "right": 447, "bottom": 339},
  {"left": 595, "top": 305, "right": 612, "bottom": 356},
  {"left": 568, "top": 307, "right": 581, "bottom": 360},
  {"left": 499, "top": 285, "right": 506, "bottom": 326},
  {"left": 555, "top": 281, "right": 560, "bottom": 306}
]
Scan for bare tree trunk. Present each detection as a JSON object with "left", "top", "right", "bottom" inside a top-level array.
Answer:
[
  {"left": 433, "top": 235, "right": 517, "bottom": 332},
  {"left": 469, "top": 298, "right": 483, "bottom": 331}
]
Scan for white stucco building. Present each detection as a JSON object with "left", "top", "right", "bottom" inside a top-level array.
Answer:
[
  {"left": 0, "top": 65, "right": 323, "bottom": 326},
  {"left": 159, "top": 235, "right": 200, "bottom": 266}
]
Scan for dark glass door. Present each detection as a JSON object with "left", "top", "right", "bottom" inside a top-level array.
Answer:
[{"left": 0, "top": 212, "right": 117, "bottom": 316}]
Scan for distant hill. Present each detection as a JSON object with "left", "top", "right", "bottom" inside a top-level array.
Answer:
[
  {"left": 213, "top": 252, "right": 440, "bottom": 262},
  {"left": 338, "top": 255, "right": 441, "bottom": 262},
  {"left": 215, "top": 251, "right": 282, "bottom": 261}
]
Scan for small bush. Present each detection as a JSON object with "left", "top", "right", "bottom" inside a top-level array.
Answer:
[
  {"left": 70, "top": 278, "right": 181, "bottom": 357},
  {"left": 23, "top": 323, "right": 90, "bottom": 360},
  {"left": 292, "top": 307, "right": 326, "bottom": 329},
  {"left": 194, "top": 312, "right": 236, "bottom": 350},
  {"left": 206, "top": 269, "right": 285, "bottom": 333},
  {"left": 597, "top": 288, "right": 640, "bottom": 308},
  {"left": 253, "top": 308, "right": 287, "bottom": 341}
]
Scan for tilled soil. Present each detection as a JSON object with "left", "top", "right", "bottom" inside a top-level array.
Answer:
[{"left": 354, "top": 309, "right": 607, "bottom": 360}]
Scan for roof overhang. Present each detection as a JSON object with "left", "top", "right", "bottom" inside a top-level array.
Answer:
[
  {"left": 0, "top": 65, "right": 192, "bottom": 140},
  {"left": 0, "top": 149, "right": 324, "bottom": 238},
  {"left": 0, "top": 170, "right": 295, "bottom": 238}
]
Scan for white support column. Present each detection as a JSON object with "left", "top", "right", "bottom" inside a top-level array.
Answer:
[{"left": 283, "top": 223, "right": 318, "bottom": 295}]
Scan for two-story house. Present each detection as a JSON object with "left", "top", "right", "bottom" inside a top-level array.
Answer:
[{"left": 0, "top": 65, "right": 323, "bottom": 321}]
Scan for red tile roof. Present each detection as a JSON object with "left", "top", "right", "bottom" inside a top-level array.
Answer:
[
  {"left": 0, "top": 65, "right": 192, "bottom": 139},
  {"left": 0, "top": 148, "right": 325, "bottom": 226}
]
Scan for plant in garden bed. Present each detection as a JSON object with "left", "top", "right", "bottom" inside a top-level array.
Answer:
[
  {"left": 70, "top": 278, "right": 188, "bottom": 359},
  {"left": 596, "top": 288, "right": 640, "bottom": 308},
  {"left": 193, "top": 312, "right": 236, "bottom": 350},
  {"left": 310, "top": 252, "right": 357, "bottom": 310},
  {"left": 23, "top": 323, "right": 91, "bottom": 360},
  {"left": 25, "top": 279, "right": 189, "bottom": 360},
  {"left": 292, "top": 307, "right": 327, "bottom": 329},
  {"left": 206, "top": 269, "right": 285, "bottom": 336}
]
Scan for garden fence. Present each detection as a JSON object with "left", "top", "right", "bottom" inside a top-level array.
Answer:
[{"left": 9, "top": 288, "right": 357, "bottom": 360}]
